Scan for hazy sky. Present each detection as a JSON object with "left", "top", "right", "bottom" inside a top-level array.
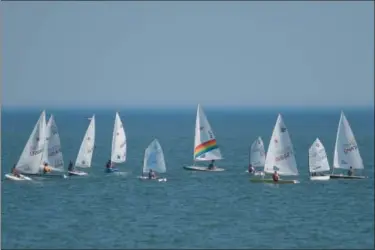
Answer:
[{"left": 2, "top": 1, "right": 374, "bottom": 108}]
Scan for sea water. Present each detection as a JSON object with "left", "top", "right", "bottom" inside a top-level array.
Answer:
[{"left": 1, "top": 108, "right": 374, "bottom": 248}]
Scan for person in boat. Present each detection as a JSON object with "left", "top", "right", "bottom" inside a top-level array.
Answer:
[
  {"left": 148, "top": 169, "right": 156, "bottom": 179},
  {"left": 11, "top": 164, "right": 21, "bottom": 178},
  {"left": 311, "top": 172, "right": 316, "bottom": 176},
  {"left": 347, "top": 166, "right": 354, "bottom": 176},
  {"left": 106, "top": 160, "right": 112, "bottom": 170},
  {"left": 248, "top": 164, "right": 255, "bottom": 174},
  {"left": 68, "top": 160, "right": 74, "bottom": 172},
  {"left": 208, "top": 160, "right": 216, "bottom": 170},
  {"left": 272, "top": 170, "right": 279, "bottom": 182},
  {"left": 43, "top": 162, "right": 52, "bottom": 174}
]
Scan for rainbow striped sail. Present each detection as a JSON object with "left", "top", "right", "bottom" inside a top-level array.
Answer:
[
  {"left": 194, "top": 139, "right": 219, "bottom": 158},
  {"left": 193, "top": 104, "right": 223, "bottom": 161}
]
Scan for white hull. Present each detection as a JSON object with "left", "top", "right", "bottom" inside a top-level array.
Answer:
[
  {"left": 245, "top": 170, "right": 265, "bottom": 176},
  {"left": 183, "top": 165, "right": 225, "bottom": 172},
  {"left": 250, "top": 178, "right": 299, "bottom": 184},
  {"left": 68, "top": 170, "right": 88, "bottom": 176},
  {"left": 310, "top": 175, "right": 330, "bottom": 181},
  {"left": 138, "top": 176, "right": 167, "bottom": 182},
  {"left": 330, "top": 174, "right": 366, "bottom": 179},
  {"left": 5, "top": 173, "right": 32, "bottom": 181}
]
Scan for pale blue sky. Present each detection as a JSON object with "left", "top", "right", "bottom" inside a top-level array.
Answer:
[{"left": 2, "top": 1, "right": 374, "bottom": 108}]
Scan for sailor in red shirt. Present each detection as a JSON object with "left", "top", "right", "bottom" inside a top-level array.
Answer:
[{"left": 272, "top": 170, "right": 279, "bottom": 182}]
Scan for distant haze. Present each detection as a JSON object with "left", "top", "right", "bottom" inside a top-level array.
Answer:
[{"left": 2, "top": 2, "right": 374, "bottom": 108}]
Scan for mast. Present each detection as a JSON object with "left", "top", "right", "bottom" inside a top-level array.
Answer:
[{"left": 248, "top": 145, "right": 251, "bottom": 166}]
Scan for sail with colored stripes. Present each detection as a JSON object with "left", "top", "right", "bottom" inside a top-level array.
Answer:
[{"left": 193, "top": 104, "right": 223, "bottom": 161}]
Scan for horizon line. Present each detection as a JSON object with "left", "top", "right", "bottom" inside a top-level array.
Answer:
[{"left": 1, "top": 104, "right": 374, "bottom": 112}]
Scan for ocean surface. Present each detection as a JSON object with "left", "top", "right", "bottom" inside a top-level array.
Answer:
[{"left": 1, "top": 108, "right": 374, "bottom": 249}]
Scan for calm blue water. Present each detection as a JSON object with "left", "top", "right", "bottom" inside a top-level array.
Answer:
[{"left": 1, "top": 108, "right": 374, "bottom": 249}]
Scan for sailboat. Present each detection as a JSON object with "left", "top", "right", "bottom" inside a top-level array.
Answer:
[
  {"left": 250, "top": 114, "right": 299, "bottom": 184},
  {"left": 37, "top": 115, "right": 67, "bottom": 178},
  {"left": 183, "top": 104, "right": 224, "bottom": 172},
  {"left": 138, "top": 139, "right": 167, "bottom": 182},
  {"left": 246, "top": 137, "right": 266, "bottom": 176},
  {"left": 69, "top": 115, "right": 95, "bottom": 176},
  {"left": 105, "top": 112, "right": 126, "bottom": 173},
  {"left": 330, "top": 112, "right": 366, "bottom": 179},
  {"left": 308, "top": 138, "right": 330, "bottom": 181},
  {"left": 4, "top": 111, "right": 46, "bottom": 181}
]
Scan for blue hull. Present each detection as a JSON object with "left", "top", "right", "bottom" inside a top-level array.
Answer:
[{"left": 105, "top": 168, "right": 119, "bottom": 173}]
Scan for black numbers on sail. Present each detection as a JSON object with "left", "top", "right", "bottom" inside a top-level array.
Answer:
[
  {"left": 30, "top": 149, "right": 43, "bottom": 156},
  {"left": 275, "top": 152, "right": 290, "bottom": 162},
  {"left": 344, "top": 145, "right": 358, "bottom": 154}
]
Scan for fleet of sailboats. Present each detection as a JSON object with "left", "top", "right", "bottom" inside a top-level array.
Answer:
[{"left": 4, "top": 108, "right": 369, "bottom": 184}]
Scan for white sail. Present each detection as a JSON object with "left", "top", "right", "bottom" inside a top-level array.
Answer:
[
  {"left": 143, "top": 139, "right": 166, "bottom": 174},
  {"left": 41, "top": 116, "right": 49, "bottom": 165},
  {"left": 193, "top": 104, "right": 222, "bottom": 161},
  {"left": 15, "top": 111, "right": 47, "bottom": 174},
  {"left": 333, "top": 112, "right": 364, "bottom": 170},
  {"left": 75, "top": 115, "right": 95, "bottom": 168},
  {"left": 111, "top": 112, "right": 126, "bottom": 163},
  {"left": 308, "top": 138, "right": 330, "bottom": 173},
  {"left": 250, "top": 137, "right": 266, "bottom": 168},
  {"left": 45, "top": 115, "right": 64, "bottom": 171},
  {"left": 264, "top": 114, "right": 299, "bottom": 176}
]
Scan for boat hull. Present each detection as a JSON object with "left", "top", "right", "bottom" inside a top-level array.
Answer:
[
  {"left": 183, "top": 165, "right": 225, "bottom": 172},
  {"left": 245, "top": 170, "right": 265, "bottom": 176},
  {"left": 68, "top": 170, "right": 88, "bottom": 176},
  {"left": 20, "top": 173, "right": 65, "bottom": 178},
  {"left": 138, "top": 176, "right": 167, "bottom": 182},
  {"left": 4, "top": 173, "right": 32, "bottom": 181},
  {"left": 310, "top": 175, "right": 330, "bottom": 181},
  {"left": 250, "top": 178, "right": 299, "bottom": 184},
  {"left": 330, "top": 174, "right": 366, "bottom": 179}
]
